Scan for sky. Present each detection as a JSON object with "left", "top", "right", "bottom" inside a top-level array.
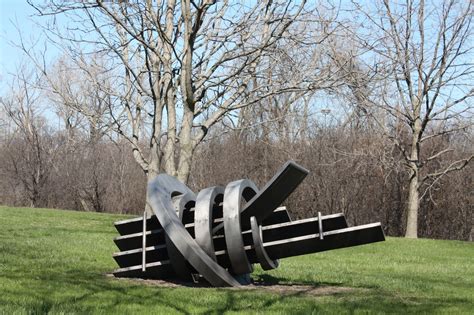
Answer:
[
  {"left": 1, "top": 1, "right": 470, "bottom": 123},
  {"left": 0, "top": 0, "right": 352, "bottom": 125},
  {"left": 0, "top": 0, "right": 63, "bottom": 93},
  {"left": 0, "top": 0, "right": 68, "bottom": 126},
  {"left": 1, "top": 1, "right": 34, "bottom": 87}
]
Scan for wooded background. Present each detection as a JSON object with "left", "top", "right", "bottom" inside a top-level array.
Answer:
[{"left": 0, "top": 0, "right": 472, "bottom": 240}]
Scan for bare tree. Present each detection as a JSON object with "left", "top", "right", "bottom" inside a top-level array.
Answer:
[
  {"left": 354, "top": 0, "right": 474, "bottom": 238},
  {"left": 44, "top": 55, "right": 116, "bottom": 143},
  {"left": 22, "top": 0, "right": 338, "bottom": 213},
  {"left": 236, "top": 7, "right": 354, "bottom": 146},
  {"left": 0, "top": 65, "right": 56, "bottom": 207}
]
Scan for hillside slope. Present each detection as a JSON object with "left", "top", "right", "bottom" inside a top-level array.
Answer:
[{"left": 0, "top": 206, "right": 472, "bottom": 314}]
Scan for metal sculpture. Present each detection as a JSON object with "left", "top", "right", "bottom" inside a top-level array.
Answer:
[{"left": 112, "top": 161, "right": 385, "bottom": 287}]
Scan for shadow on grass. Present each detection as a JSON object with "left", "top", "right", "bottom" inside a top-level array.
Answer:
[
  {"left": 251, "top": 273, "right": 343, "bottom": 288},
  {"left": 1, "top": 267, "right": 472, "bottom": 314}
]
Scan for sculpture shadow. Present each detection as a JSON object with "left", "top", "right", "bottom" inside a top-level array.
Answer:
[{"left": 251, "top": 273, "right": 343, "bottom": 288}]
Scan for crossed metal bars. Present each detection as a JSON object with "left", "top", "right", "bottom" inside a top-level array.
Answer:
[{"left": 112, "top": 161, "right": 385, "bottom": 287}]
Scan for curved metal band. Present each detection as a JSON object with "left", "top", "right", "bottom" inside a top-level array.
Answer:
[
  {"left": 250, "top": 216, "right": 279, "bottom": 270},
  {"left": 195, "top": 186, "right": 224, "bottom": 262},
  {"left": 165, "top": 192, "right": 195, "bottom": 280},
  {"left": 223, "top": 179, "right": 258, "bottom": 275},
  {"left": 213, "top": 161, "right": 309, "bottom": 234},
  {"left": 147, "top": 174, "right": 240, "bottom": 287}
]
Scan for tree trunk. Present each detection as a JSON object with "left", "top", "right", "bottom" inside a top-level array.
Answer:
[
  {"left": 144, "top": 152, "right": 160, "bottom": 215},
  {"left": 145, "top": 168, "right": 159, "bottom": 215},
  {"left": 177, "top": 108, "right": 194, "bottom": 184},
  {"left": 177, "top": 142, "right": 193, "bottom": 184},
  {"left": 405, "top": 163, "right": 419, "bottom": 238},
  {"left": 405, "top": 102, "right": 422, "bottom": 238}
]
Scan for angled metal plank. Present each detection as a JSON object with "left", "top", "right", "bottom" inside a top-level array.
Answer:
[
  {"left": 114, "top": 215, "right": 161, "bottom": 236},
  {"left": 114, "top": 229, "right": 165, "bottom": 252},
  {"left": 215, "top": 223, "right": 385, "bottom": 267},
  {"left": 263, "top": 223, "right": 386, "bottom": 260},
  {"left": 114, "top": 207, "right": 295, "bottom": 252},
  {"left": 114, "top": 222, "right": 385, "bottom": 277},
  {"left": 113, "top": 260, "right": 173, "bottom": 279},
  {"left": 213, "top": 161, "right": 309, "bottom": 234},
  {"left": 261, "top": 207, "right": 291, "bottom": 225},
  {"left": 113, "top": 244, "right": 168, "bottom": 268},
  {"left": 114, "top": 212, "right": 349, "bottom": 267}
]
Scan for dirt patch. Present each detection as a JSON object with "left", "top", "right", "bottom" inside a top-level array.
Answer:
[
  {"left": 107, "top": 274, "right": 358, "bottom": 296},
  {"left": 242, "top": 283, "right": 356, "bottom": 296}
]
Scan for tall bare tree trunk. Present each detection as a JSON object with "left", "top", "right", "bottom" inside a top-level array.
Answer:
[
  {"left": 176, "top": 108, "right": 194, "bottom": 184},
  {"left": 405, "top": 164, "right": 419, "bottom": 238},
  {"left": 406, "top": 117, "right": 421, "bottom": 238},
  {"left": 145, "top": 168, "right": 159, "bottom": 215},
  {"left": 144, "top": 147, "right": 161, "bottom": 214}
]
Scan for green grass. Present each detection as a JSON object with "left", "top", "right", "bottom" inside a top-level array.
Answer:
[{"left": 0, "top": 206, "right": 472, "bottom": 314}]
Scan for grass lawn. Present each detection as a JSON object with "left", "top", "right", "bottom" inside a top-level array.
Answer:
[{"left": 0, "top": 206, "right": 472, "bottom": 314}]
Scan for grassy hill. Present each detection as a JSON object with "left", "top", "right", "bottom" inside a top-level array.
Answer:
[{"left": 0, "top": 206, "right": 472, "bottom": 314}]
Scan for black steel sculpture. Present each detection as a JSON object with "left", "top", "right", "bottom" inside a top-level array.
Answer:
[{"left": 112, "top": 161, "right": 385, "bottom": 287}]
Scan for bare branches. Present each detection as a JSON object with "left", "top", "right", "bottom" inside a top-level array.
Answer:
[
  {"left": 23, "top": 0, "right": 326, "bottom": 185},
  {"left": 424, "top": 155, "right": 473, "bottom": 180},
  {"left": 349, "top": 0, "right": 473, "bottom": 237}
]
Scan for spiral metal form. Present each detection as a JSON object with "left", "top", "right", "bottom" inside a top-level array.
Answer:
[
  {"left": 147, "top": 174, "right": 286, "bottom": 286},
  {"left": 113, "top": 161, "right": 386, "bottom": 287}
]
